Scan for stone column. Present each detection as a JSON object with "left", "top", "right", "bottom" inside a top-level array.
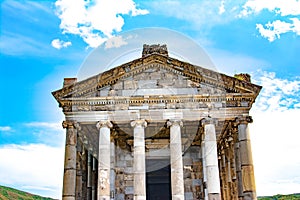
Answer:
[
  {"left": 87, "top": 153, "right": 93, "bottom": 199},
  {"left": 62, "top": 121, "right": 79, "bottom": 200},
  {"left": 201, "top": 140, "right": 208, "bottom": 200},
  {"left": 131, "top": 119, "right": 147, "bottom": 200},
  {"left": 167, "top": 120, "right": 184, "bottom": 200},
  {"left": 236, "top": 117, "right": 257, "bottom": 200},
  {"left": 81, "top": 148, "right": 88, "bottom": 199},
  {"left": 76, "top": 142, "right": 83, "bottom": 199},
  {"left": 110, "top": 135, "right": 116, "bottom": 200},
  {"left": 202, "top": 119, "right": 221, "bottom": 200},
  {"left": 96, "top": 120, "right": 113, "bottom": 200},
  {"left": 92, "top": 157, "right": 97, "bottom": 200}
]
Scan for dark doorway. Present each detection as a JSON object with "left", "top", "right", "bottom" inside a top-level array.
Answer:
[{"left": 146, "top": 160, "right": 171, "bottom": 200}]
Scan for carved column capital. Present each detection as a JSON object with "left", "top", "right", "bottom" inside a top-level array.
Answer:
[
  {"left": 130, "top": 119, "right": 147, "bottom": 128},
  {"left": 167, "top": 119, "right": 183, "bottom": 127},
  {"left": 96, "top": 120, "right": 113, "bottom": 130},
  {"left": 201, "top": 118, "right": 217, "bottom": 126},
  {"left": 235, "top": 116, "right": 253, "bottom": 125},
  {"left": 62, "top": 120, "right": 81, "bottom": 130}
]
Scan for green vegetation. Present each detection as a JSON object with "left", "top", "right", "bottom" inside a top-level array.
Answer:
[
  {"left": 0, "top": 185, "right": 55, "bottom": 200},
  {"left": 258, "top": 193, "right": 300, "bottom": 200}
]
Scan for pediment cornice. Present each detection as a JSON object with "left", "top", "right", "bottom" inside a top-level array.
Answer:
[{"left": 52, "top": 53, "right": 262, "bottom": 105}]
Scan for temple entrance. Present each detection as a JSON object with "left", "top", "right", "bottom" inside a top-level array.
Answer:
[{"left": 146, "top": 159, "right": 171, "bottom": 200}]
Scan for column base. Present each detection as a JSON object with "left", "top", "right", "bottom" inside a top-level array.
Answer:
[
  {"left": 208, "top": 193, "right": 221, "bottom": 200},
  {"left": 172, "top": 194, "right": 184, "bottom": 200},
  {"left": 62, "top": 196, "right": 75, "bottom": 200},
  {"left": 243, "top": 192, "right": 257, "bottom": 200}
]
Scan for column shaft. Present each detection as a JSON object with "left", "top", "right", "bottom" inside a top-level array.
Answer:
[
  {"left": 238, "top": 120, "right": 257, "bottom": 200},
  {"left": 168, "top": 120, "right": 184, "bottom": 200},
  {"left": 92, "top": 157, "right": 97, "bottom": 200},
  {"left": 131, "top": 119, "right": 147, "bottom": 200},
  {"left": 87, "top": 153, "right": 92, "bottom": 199},
  {"left": 62, "top": 121, "right": 78, "bottom": 200},
  {"left": 97, "top": 121, "right": 113, "bottom": 200},
  {"left": 76, "top": 143, "right": 83, "bottom": 199},
  {"left": 203, "top": 121, "right": 221, "bottom": 200},
  {"left": 201, "top": 141, "right": 208, "bottom": 200}
]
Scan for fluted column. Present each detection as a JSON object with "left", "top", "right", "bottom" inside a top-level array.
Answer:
[
  {"left": 202, "top": 119, "right": 221, "bottom": 200},
  {"left": 96, "top": 120, "right": 113, "bottom": 200},
  {"left": 167, "top": 120, "right": 184, "bottom": 200},
  {"left": 131, "top": 119, "right": 147, "bottom": 200},
  {"left": 236, "top": 116, "right": 257, "bottom": 200},
  {"left": 62, "top": 120, "right": 80, "bottom": 200}
]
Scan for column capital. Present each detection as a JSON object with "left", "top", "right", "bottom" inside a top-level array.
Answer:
[
  {"left": 130, "top": 119, "right": 147, "bottom": 128},
  {"left": 167, "top": 119, "right": 183, "bottom": 127},
  {"left": 96, "top": 120, "right": 113, "bottom": 130},
  {"left": 62, "top": 120, "right": 81, "bottom": 130},
  {"left": 235, "top": 116, "right": 253, "bottom": 125},
  {"left": 201, "top": 118, "right": 217, "bottom": 126}
]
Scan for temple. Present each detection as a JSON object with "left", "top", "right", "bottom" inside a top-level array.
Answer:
[{"left": 52, "top": 44, "right": 261, "bottom": 200}]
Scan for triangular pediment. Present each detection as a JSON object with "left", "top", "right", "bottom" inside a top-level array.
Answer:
[{"left": 52, "top": 53, "right": 262, "bottom": 106}]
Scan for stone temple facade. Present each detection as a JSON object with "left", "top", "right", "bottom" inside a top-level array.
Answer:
[{"left": 52, "top": 44, "right": 262, "bottom": 200}]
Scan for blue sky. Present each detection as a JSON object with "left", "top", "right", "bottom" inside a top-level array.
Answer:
[{"left": 0, "top": 0, "right": 300, "bottom": 198}]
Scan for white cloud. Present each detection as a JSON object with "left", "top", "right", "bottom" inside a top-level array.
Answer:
[
  {"left": 240, "top": 0, "right": 300, "bottom": 17},
  {"left": 51, "top": 38, "right": 72, "bottom": 49},
  {"left": 251, "top": 70, "right": 300, "bottom": 112},
  {"left": 256, "top": 18, "right": 300, "bottom": 42},
  {"left": 105, "top": 35, "right": 128, "bottom": 49},
  {"left": 0, "top": 143, "right": 64, "bottom": 199},
  {"left": 218, "top": 0, "right": 226, "bottom": 15},
  {"left": 240, "top": 0, "right": 300, "bottom": 41},
  {"left": 0, "top": 126, "right": 12, "bottom": 132},
  {"left": 54, "top": 0, "right": 149, "bottom": 48}
]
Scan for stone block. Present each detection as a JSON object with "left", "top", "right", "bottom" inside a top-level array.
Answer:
[
  {"left": 124, "top": 80, "right": 137, "bottom": 89},
  {"left": 192, "top": 179, "right": 202, "bottom": 186},
  {"left": 242, "top": 165, "right": 255, "bottom": 192},
  {"left": 116, "top": 194, "right": 125, "bottom": 200},
  {"left": 117, "top": 160, "right": 126, "bottom": 167},
  {"left": 183, "top": 158, "right": 193, "bottom": 165},
  {"left": 125, "top": 180, "right": 133, "bottom": 186},
  {"left": 113, "top": 81, "right": 123, "bottom": 90},
  {"left": 138, "top": 80, "right": 157, "bottom": 88},
  {"left": 62, "top": 169, "right": 76, "bottom": 196},
  {"left": 239, "top": 141, "right": 253, "bottom": 165},
  {"left": 184, "top": 192, "right": 194, "bottom": 200},
  {"left": 125, "top": 186, "right": 134, "bottom": 194},
  {"left": 124, "top": 167, "right": 133, "bottom": 174},
  {"left": 124, "top": 174, "right": 133, "bottom": 181}
]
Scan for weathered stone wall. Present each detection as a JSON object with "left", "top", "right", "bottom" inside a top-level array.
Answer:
[
  {"left": 114, "top": 140, "right": 134, "bottom": 200},
  {"left": 183, "top": 146, "right": 204, "bottom": 200}
]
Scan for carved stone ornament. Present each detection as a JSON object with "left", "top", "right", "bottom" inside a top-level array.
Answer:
[
  {"left": 167, "top": 119, "right": 183, "bottom": 127},
  {"left": 201, "top": 118, "right": 217, "bottom": 126},
  {"left": 130, "top": 119, "right": 147, "bottom": 128},
  {"left": 62, "top": 120, "right": 80, "bottom": 129},
  {"left": 96, "top": 120, "right": 113, "bottom": 130},
  {"left": 235, "top": 116, "right": 253, "bottom": 124}
]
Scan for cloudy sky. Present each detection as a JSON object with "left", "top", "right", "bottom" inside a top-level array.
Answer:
[{"left": 1, "top": 0, "right": 300, "bottom": 198}]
